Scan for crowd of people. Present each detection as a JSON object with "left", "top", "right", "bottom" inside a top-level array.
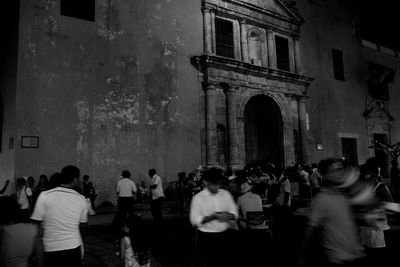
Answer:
[
  {"left": 1, "top": 157, "right": 399, "bottom": 267},
  {"left": 186, "top": 157, "right": 400, "bottom": 267}
]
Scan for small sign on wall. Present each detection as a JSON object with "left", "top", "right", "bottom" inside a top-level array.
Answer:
[{"left": 21, "top": 136, "right": 39, "bottom": 148}]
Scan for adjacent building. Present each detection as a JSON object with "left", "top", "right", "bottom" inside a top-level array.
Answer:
[{"left": 1, "top": 0, "right": 399, "bottom": 202}]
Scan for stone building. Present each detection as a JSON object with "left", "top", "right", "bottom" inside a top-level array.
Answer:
[{"left": 1, "top": 0, "right": 399, "bottom": 202}]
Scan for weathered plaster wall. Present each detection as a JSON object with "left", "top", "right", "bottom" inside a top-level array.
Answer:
[
  {"left": 0, "top": 0, "right": 19, "bottom": 193},
  {"left": 298, "top": 0, "right": 372, "bottom": 165},
  {"left": 15, "top": 0, "right": 202, "bottom": 202}
]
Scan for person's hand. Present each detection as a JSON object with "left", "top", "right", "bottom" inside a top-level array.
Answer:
[{"left": 215, "top": 212, "right": 234, "bottom": 222}]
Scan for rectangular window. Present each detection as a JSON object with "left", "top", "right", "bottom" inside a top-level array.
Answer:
[
  {"left": 215, "top": 18, "right": 234, "bottom": 59},
  {"left": 341, "top": 138, "right": 358, "bottom": 166},
  {"left": 60, "top": 0, "right": 95, "bottom": 22},
  {"left": 275, "top": 36, "right": 290, "bottom": 71},
  {"left": 332, "top": 49, "right": 345, "bottom": 80}
]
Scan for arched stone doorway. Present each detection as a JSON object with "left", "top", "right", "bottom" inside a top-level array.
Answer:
[{"left": 244, "top": 95, "right": 284, "bottom": 167}]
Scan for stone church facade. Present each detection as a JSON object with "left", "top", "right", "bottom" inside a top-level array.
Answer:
[{"left": 1, "top": 0, "right": 400, "bottom": 202}]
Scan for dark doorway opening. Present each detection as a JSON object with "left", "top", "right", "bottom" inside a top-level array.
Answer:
[
  {"left": 341, "top": 138, "right": 358, "bottom": 166},
  {"left": 374, "top": 133, "right": 389, "bottom": 177},
  {"left": 244, "top": 95, "right": 284, "bottom": 168}
]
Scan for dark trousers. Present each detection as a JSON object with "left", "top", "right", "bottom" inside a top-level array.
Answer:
[
  {"left": 44, "top": 246, "right": 81, "bottom": 267},
  {"left": 150, "top": 197, "right": 163, "bottom": 223},
  {"left": 114, "top": 197, "right": 134, "bottom": 231},
  {"left": 196, "top": 230, "right": 242, "bottom": 267}
]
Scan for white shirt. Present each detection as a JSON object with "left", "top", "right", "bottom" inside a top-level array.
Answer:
[
  {"left": 190, "top": 188, "right": 238, "bottom": 233},
  {"left": 150, "top": 175, "right": 164, "bottom": 200},
  {"left": 31, "top": 187, "right": 88, "bottom": 252},
  {"left": 117, "top": 178, "right": 137, "bottom": 197},
  {"left": 275, "top": 179, "right": 291, "bottom": 206}
]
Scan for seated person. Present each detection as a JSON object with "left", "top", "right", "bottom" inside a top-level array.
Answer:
[{"left": 237, "top": 182, "right": 264, "bottom": 229}]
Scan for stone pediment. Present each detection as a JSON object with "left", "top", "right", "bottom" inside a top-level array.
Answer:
[
  {"left": 239, "top": 0, "right": 300, "bottom": 21},
  {"left": 204, "top": 0, "right": 304, "bottom": 31},
  {"left": 364, "top": 100, "right": 394, "bottom": 121}
]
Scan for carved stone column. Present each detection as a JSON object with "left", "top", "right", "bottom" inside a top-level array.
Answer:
[
  {"left": 224, "top": 85, "right": 239, "bottom": 169},
  {"left": 297, "top": 97, "right": 308, "bottom": 164},
  {"left": 202, "top": 8, "right": 213, "bottom": 54},
  {"left": 294, "top": 38, "right": 302, "bottom": 74},
  {"left": 240, "top": 20, "right": 249, "bottom": 63},
  {"left": 267, "top": 30, "right": 277, "bottom": 69},
  {"left": 205, "top": 84, "right": 218, "bottom": 165}
]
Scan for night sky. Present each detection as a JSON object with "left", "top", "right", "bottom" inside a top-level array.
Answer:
[{"left": 357, "top": 0, "right": 399, "bottom": 49}]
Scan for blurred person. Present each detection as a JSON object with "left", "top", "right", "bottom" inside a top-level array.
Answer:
[
  {"left": 148, "top": 169, "right": 164, "bottom": 225},
  {"left": 82, "top": 175, "right": 97, "bottom": 215},
  {"left": 0, "top": 196, "right": 42, "bottom": 267},
  {"left": 16, "top": 177, "right": 33, "bottom": 222},
  {"left": 30, "top": 165, "right": 88, "bottom": 267},
  {"left": 308, "top": 163, "right": 322, "bottom": 198},
  {"left": 298, "top": 158, "right": 365, "bottom": 267},
  {"left": 120, "top": 215, "right": 151, "bottom": 267},
  {"left": 189, "top": 167, "right": 239, "bottom": 267},
  {"left": 359, "top": 157, "right": 394, "bottom": 267},
  {"left": 27, "top": 176, "right": 35, "bottom": 190}
]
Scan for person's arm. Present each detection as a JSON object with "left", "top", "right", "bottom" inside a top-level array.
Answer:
[
  {"left": 149, "top": 178, "right": 157, "bottom": 190},
  {"left": 79, "top": 200, "right": 89, "bottom": 237},
  {"left": 31, "top": 224, "right": 45, "bottom": 267},
  {"left": 120, "top": 238, "right": 126, "bottom": 260},
  {"left": 0, "top": 179, "right": 10, "bottom": 194},
  {"left": 132, "top": 181, "right": 137, "bottom": 194}
]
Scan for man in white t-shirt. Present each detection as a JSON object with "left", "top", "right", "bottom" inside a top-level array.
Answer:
[
  {"left": 190, "top": 167, "right": 238, "bottom": 266},
  {"left": 148, "top": 169, "right": 164, "bottom": 225},
  {"left": 115, "top": 170, "right": 137, "bottom": 230},
  {"left": 31, "top": 165, "right": 88, "bottom": 267}
]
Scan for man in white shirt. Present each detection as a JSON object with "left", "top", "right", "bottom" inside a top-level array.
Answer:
[
  {"left": 31, "top": 165, "right": 88, "bottom": 267},
  {"left": 190, "top": 167, "right": 238, "bottom": 266},
  {"left": 115, "top": 170, "right": 137, "bottom": 231},
  {"left": 148, "top": 168, "right": 164, "bottom": 225}
]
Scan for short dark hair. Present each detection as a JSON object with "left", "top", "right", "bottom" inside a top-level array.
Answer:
[
  {"left": 82, "top": 175, "right": 90, "bottom": 181},
  {"left": 48, "top": 172, "right": 62, "bottom": 189},
  {"left": 202, "top": 167, "right": 225, "bottom": 184},
  {"left": 61, "top": 165, "right": 80, "bottom": 184},
  {"left": 148, "top": 169, "right": 156, "bottom": 177},
  {"left": 122, "top": 170, "right": 131, "bottom": 178}
]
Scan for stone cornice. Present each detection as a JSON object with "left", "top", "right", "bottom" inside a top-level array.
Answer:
[
  {"left": 191, "top": 55, "right": 314, "bottom": 88},
  {"left": 203, "top": 0, "right": 304, "bottom": 36}
]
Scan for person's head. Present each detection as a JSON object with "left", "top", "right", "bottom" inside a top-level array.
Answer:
[
  {"left": 202, "top": 167, "right": 225, "bottom": 194},
  {"left": 16, "top": 177, "right": 27, "bottom": 188},
  {"left": 148, "top": 169, "right": 156, "bottom": 178},
  {"left": 48, "top": 172, "right": 62, "bottom": 189},
  {"left": 318, "top": 158, "right": 350, "bottom": 187},
  {"left": 60, "top": 165, "right": 80, "bottom": 186},
  {"left": 122, "top": 170, "right": 131, "bottom": 179},
  {"left": 365, "top": 157, "right": 380, "bottom": 179},
  {"left": 0, "top": 196, "right": 20, "bottom": 225},
  {"left": 140, "top": 181, "right": 146, "bottom": 186},
  {"left": 27, "top": 176, "right": 35, "bottom": 187},
  {"left": 82, "top": 175, "right": 90, "bottom": 182},
  {"left": 240, "top": 182, "right": 253, "bottom": 194},
  {"left": 38, "top": 174, "right": 48, "bottom": 188}
]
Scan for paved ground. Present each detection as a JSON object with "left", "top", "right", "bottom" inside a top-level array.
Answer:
[
  {"left": 83, "top": 201, "right": 194, "bottom": 267},
  {"left": 82, "top": 201, "right": 400, "bottom": 267}
]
